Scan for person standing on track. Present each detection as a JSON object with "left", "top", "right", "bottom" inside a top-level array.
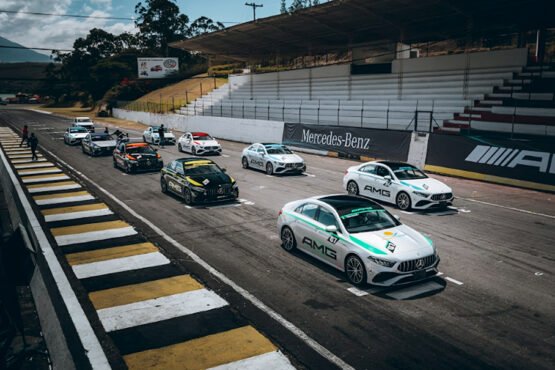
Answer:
[
  {"left": 29, "top": 133, "right": 38, "bottom": 161},
  {"left": 20, "top": 125, "right": 28, "bottom": 147},
  {"left": 158, "top": 124, "right": 165, "bottom": 148}
]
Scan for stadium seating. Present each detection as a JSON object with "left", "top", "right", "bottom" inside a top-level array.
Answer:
[{"left": 178, "top": 62, "right": 554, "bottom": 135}]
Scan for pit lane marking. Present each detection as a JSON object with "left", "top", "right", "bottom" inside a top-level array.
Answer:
[
  {"left": 221, "top": 154, "right": 230, "bottom": 158},
  {"left": 304, "top": 172, "right": 316, "bottom": 177},
  {"left": 445, "top": 277, "right": 464, "bottom": 285},
  {"left": 458, "top": 197, "right": 555, "bottom": 219},
  {"left": 347, "top": 287, "right": 369, "bottom": 297}
]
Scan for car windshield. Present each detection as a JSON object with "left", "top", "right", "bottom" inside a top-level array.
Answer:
[
  {"left": 76, "top": 118, "right": 92, "bottom": 123},
  {"left": 265, "top": 145, "right": 292, "bottom": 155},
  {"left": 91, "top": 134, "right": 114, "bottom": 141},
  {"left": 387, "top": 163, "right": 428, "bottom": 180},
  {"left": 69, "top": 127, "right": 88, "bottom": 133},
  {"left": 152, "top": 126, "right": 168, "bottom": 132},
  {"left": 193, "top": 135, "right": 213, "bottom": 140},
  {"left": 127, "top": 146, "right": 156, "bottom": 154},
  {"left": 339, "top": 207, "right": 400, "bottom": 233},
  {"left": 184, "top": 163, "right": 220, "bottom": 175}
]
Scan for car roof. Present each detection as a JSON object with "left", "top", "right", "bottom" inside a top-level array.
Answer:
[
  {"left": 317, "top": 195, "right": 384, "bottom": 213},
  {"left": 376, "top": 160, "right": 410, "bottom": 167},
  {"left": 191, "top": 132, "right": 209, "bottom": 136},
  {"left": 125, "top": 142, "right": 149, "bottom": 148},
  {"left": 75, "top": 116, "right": 90, "bottom": 119},
  {"left": 175, "top": 157, "right": 215, "bottom": 164},
  {"left": 261, "top": 143, "right": 282, "bottom": 147}
]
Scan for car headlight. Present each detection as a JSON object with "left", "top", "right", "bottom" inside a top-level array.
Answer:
[
  {"left": 367, "top": 256, "right": 395, "bottom": 267},
  {"left": 413, "top": 191, "right": 429, "bottom": 198},
  {"left": 277, "top": 162, "right": 285, "bottom": 166}
]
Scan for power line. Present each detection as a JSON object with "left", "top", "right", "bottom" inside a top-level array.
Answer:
[{"left": 0, "top": 9, "right": 134, "bottom": 21}]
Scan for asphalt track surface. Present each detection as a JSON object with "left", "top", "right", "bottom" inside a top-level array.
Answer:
[{"left": 2, "top": 108, "right": 554, "bottom": 370}]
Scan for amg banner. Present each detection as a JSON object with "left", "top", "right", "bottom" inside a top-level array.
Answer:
[
  {"left": 427, "top": 134, "right": 555, "bottom": 187},
  {"left": 282, "top": 123, "right": 411, "bottom": 160}
]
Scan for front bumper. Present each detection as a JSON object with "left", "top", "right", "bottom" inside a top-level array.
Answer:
[
  {"left": 128, "top": 159, "right": 164, "bottom": 172},
  {"left": 195, "top": 146, "right": 222, "bottom": 155},
  {"left": 153, "top": 137, "right": 175, "bottom": 145},
  {"left": 191, "top": 186, "right": 239, "bottom": 203},
  {"left": 274, "top": 163, "right": 306, "bottom": 174},
  {"left": 412, "top": 195, "right": 454, "bottom": 210},
  {"left": 366, "top": 255, "right": 440, "bottom": 286},
  {"left": 92, "top": 146, "right": 115, "bottom": 155}
]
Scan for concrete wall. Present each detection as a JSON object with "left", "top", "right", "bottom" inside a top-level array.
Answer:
[
  {"left": 392, "top": 48, "right": 528, "bottom": 73},
  {"left": 113, "top": 109, "right": 285, "bottom": 143},
  {"left": 229, "top": 63, "right": 351, "bottom": 86}
]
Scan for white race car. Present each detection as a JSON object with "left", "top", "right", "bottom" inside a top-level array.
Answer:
[
  {"left": 277, "top": 195, "right": 439, "bottom": 286},
  {"left": 241, "top": 143, "right": 305, "bottom": 175},
  {"left": 143, "top": 126, "right": 176, "bottom": 145},
  {"left": 73, "top": 117, "right": 95, "bottom": 132},
  {"left": 63, "top": 126, "right": 90, "bottom": 145},
  {"left": 343, "top": 161, "right": 453, "bottom": 211},
  {"left": 177, "top": 132, "right": 222, "bottom": 155}
]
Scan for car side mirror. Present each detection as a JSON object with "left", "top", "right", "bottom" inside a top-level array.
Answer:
[
  {"left": 325, "top": 225, "right": 338, "bottom": 233},
  {"left": 221, "top": 168, "right": 227, "bottom": 172},
  {"left": 384, "top": 175, "right": 392, "bottom": 181}
]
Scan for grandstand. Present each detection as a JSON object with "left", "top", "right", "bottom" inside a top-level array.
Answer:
[{"left": 171, "top": 0, "right": 555, "bottom": 136}]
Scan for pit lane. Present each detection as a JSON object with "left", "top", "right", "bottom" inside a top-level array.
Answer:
[{"left": 2, "top": 108, "right": 554, "bottom": 370}]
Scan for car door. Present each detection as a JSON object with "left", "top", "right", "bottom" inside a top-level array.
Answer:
[
  {"left": 64, "top": 129, "right": 69, "bottom": 142},
  {"left": 145, "top": 128, "right": 151, "bottom": 142},
  {"left": 82, "top": 134, "right": 91, "bottom": 153},
  {"left": 373, "top": 165, "right": 395, "bottom": 202},
  {"left": 184, "top": 133, "right": 193, "bottom": 152},
  {"left": 313, "top": 205, "right": 346, "bottom": 268},
  {"left": 115, "top": 143, "right": 125, "bottom": 166},
  {"left": 254, "top": 145, "right": 267, "bottom": 169},
  {"left": 290, "top": 203, "right": 321, "bottom": 258},
  {"left": 356, "top": 164, "right": 379, "bottom": 198}
]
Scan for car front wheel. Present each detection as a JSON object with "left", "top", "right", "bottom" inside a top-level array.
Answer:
[
  {"left": 345, "top": 254, "right": 367, "bottom": 286},
  {"left": 266, "top": 162, "right": 273, "bottom": 175},
  {"left": 241, "top": 157, "right": 249, "bottom": 169},
  {"left": 142, "top": 135, "right": 146, "bottom": 143},
  {"left": 347, "top": 181, "right": 359, "bottom": 195},
  {"left": 183, "top": 188, "right": 193, "bottom": 205},
  {"left": 192, "top": 146, "right": 197, "bottom": 155},
  {"left": 396, "top": 191, "right": 412, "bottom": 211},
  {"left": 281, "top": 226, "right": 296, "bottom": 252},
  {"left": 161, "top": 178, "right": 168, "bottom": 193},
  {"left": 178, "top": 143, "right": 182, "bottom": 152}
]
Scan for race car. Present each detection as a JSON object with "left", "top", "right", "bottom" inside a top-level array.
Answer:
[
  {"left": 241, "top": 143, "right": 305, "bottom": 175},
  {"left": 277, "top": 194, "right": 439, "bottom": 286},
  {"left": 113, "top": 141, "right": 163, "bottom": 173},
  {"left": 143, "top": 126, "right": 176, "bottom": 145},
  {"left": 177, "top": 132, "right": 222, "bottom": 155},
  {"left": 63, "top": 126, "right": 89, "bottom": 145},
  {"left": 343, "top": 161, "right": 454, "bottom": 211},
  {"left": 81, "top": 132, "right": 117, "bottom": 156},
  {"left": 150, "top": 65, "right": 163, "bottom": 72},
  {"left": 160, "top": 158, "right": 238, "bottom": 205},
  {"left": 72, "top": 117, "right": 95, "bottom": 132}
]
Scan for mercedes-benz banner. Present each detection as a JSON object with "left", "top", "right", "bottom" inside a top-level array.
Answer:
[
  {"left": 282, "top": 123, "right": 411, "bottom": 161},
  {"left": 137, "top": 58, "right": 179, "bottom": 79}
]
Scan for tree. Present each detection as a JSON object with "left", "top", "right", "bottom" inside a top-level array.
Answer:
[
  {"left": 188, "top": 17, "right": 225, "bottom": 38},
  {"left": 135, "top": 0, "right": 189, "bottom": 56}
]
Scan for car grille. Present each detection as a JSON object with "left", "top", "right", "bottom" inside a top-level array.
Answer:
[
  {"left": 206, "top": 184, "right": 233, "bottom": 197},
  {"left": 137, "top": 157, "right": 158, "bottom": 168},
  {"left": 285, "top": 163, "right": 304, "bottom": 168},
  {"left": 398, "top": 254, "right": 436, "bottom": 272},
  {"left": 431, "top": 193, "right": 452, "bottom": 201}
]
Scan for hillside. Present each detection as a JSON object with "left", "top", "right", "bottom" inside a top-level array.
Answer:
[
  {"left": 0, "top": 62, "right": 52, "bottom": 93},
  {"left": 0, "top": 36, "right": 51, "bottom": 63}
]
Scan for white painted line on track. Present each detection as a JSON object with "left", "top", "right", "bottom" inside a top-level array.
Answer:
[
  {"left": 458, "top": 197, "right": 555, "bottom": 219},
  {"left": 208, "top": 351, "right": 294, "bottom": 370},
  {"left": 304, "top": 172, "right": 316, "bottom": 177},
  {"left": 72, "top": 252, "right": 170, "bottom": 279},
  {"left": 46, "top": 149, "right": 355, "bottom": 370},
  {"left": 44, "top": 208, "right": 113, "bottom": 222},
  {"left": 445, "top": 277, "right": 464, "bottom": 285},
  {"left": 401, "top": 211, "right": 414, "bottom": 215},
  {"left": 436, "top": 272, "right": 444, "bottom": 276},
  {"left": 221, "top": 154, "right": 230, "bottom": 158},
  {"left": 98, "top": 289, "right": 228, "bottom": 332},
  {"left": 55, "top": 226, "right": 137, "bottom": 246},
  {"left": 15, "top": 162, "right": 54, "bottom": 169},
  {"left": 12, "top": 158, "right": 47, "bottom": 164},
  {"left": 347, "top": 287, "right": 369, "bottom": 297},
  {"left": 19, "top": 168, "right": 62, "bottom": 176},
  {"left": 22, "top": 174, "right": 70, "bottom": 184},
  {"left": 28, "top": 183, "right": 82, "bottom": 193},
  {"left": 35, "top": 194, "right": 94, "bottom": 205}
]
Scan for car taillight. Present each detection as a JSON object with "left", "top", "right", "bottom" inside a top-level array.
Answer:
[{"left": 126, "top": 154, "right": 136, "bottom": 160}]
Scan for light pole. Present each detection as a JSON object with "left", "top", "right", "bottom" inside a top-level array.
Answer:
[{"left": 245, "top": 2, "right": 263, "bottom": 21}]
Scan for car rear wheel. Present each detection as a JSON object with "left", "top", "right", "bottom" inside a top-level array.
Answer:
[
  {"left": 281, "top": 226, "right": 296, "bottom": 252},
  {"left": 347, "top": 181, "right": 359, "bottom": 195},
  {"left": 178, "top": 143, "right": 182, "bottom": 152},
  {"left": 192, "top": 146, "right": 197, "bottom": 155},
  {"left": 241, "top": 157, "right": 249, "bottom": 169},
  {"left": 183, "top": 188, "right": 193, "bottom": 205},
  {"left": 345, "top": 254, "right": 367, "bottom": 286},
  {"left": 396, "top": 191, "right": 411, "bottom": 211},
  {"left": 161, "top": 178, "right": 168, "bottom": 193},
  {"left": 142, "top": 135, "right": 146, "bottom": 143},
  {"left": 266, "top": 162, "right": 274, "bottom": 175}
]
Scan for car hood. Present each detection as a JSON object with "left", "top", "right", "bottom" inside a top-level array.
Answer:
[
  {"left": 92, "top": 140, "right": 117, "bottom": 147},
  {"left": 187, "top": 172, "right": 232, "bottom": 188},
  {"left": 349, "top": 224, "right": 434, "bottom": 259},
  {"left": 399, "top": 177, "right": 451, "bottom": 194},
  {"left": 69, "top": 133, "right": 89, "bottom": 138},
  {"left": 75, "top": 123, "right": 94, "bottom": 127},
  {"left": 131, "top": 153, "right": 158, "bottom": 159},
  {"left": 268, "top": 154, "right": 303, "bottom": 163},
  {"left": 195, "top": 140, "right": 220, "bottom": 147}
]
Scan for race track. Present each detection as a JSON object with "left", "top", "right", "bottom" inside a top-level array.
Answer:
[{"left": 1, "top": 108, "right": 553, "bottom": 370}]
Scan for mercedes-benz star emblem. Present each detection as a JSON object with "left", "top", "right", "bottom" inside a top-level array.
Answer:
[
  {"left": 217, "top": 187, "right": 224, "bottom": 194},
  {"left": 415, "top": 258, "right": 425, "bottom": 269}
]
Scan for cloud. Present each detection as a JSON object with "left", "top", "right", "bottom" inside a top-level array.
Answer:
[{"left": 0, "top": 0, "right": 135, "bottom": 55}]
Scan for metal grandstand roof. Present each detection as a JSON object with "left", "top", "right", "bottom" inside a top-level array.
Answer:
[{"left": 171, "top": 0, "right": 555, "bottom": 61}]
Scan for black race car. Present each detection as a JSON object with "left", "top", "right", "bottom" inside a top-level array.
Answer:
[
  {"left": 160, "top": 158, "right": 239, "bottom": 205},
  {"left": 113, "top": 141, "right": 163, "bottom": 173}
]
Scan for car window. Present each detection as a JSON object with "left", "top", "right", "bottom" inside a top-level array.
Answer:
[
  {"left": 360, "top": 164, "right": 377, "bottom": 174},
  {"left": 257, "top": 147, "right": 265, "bottom": 154},
  {"left": 168, "top": 161, "right": 176, "bottom": 171},
  {"left": 298, "top": 203, "right": 319, "bottom": 220},
  {"left": 175, "top": 162, "right": 184, "bottom": 175},
  {"left": 317, "top": 207, "right": 340, "bottom": 229},
  {"left": 376, "top": 166, "right": 391, "bottom": 178}
]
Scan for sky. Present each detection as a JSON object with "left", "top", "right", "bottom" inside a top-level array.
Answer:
[{"left": 0, "top": 0, "right": 285, "bottom": 56}]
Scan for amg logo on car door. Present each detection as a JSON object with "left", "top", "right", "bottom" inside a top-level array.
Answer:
[
  {"left": 302, "top": 237, "right": 337, "bottom": 260},
  {"left": 364, "top": 185, "right": 390, "bottom": 197}
]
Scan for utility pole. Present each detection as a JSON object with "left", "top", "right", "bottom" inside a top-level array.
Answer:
[{"left": 245, "top": 2, "right": 263, "bottom": 21}]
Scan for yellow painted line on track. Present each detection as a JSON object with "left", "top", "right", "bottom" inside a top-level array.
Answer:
[
  {"left": 89, "top": 275, "right": 203, "bottom": 310},
  {"left": 41, "top": 203, "right": 109, "bottom": 216},
  {"left": 51, "top": 220, "right": 130, "bottom": 237},
  {"left": 27, "top": 180, "right": 77, "bottom": 189},
  {"left": 424, "top": 165, "right": 555, "bottom": 192},
  {"left": 33, "top": 190, "right": 89, "bottom": 200},
  {"left": 66, "top": 242, "right": 159, "bottom": 266},
  {"left": 123, "top": 326, "right": 277, "bottom": 370}
]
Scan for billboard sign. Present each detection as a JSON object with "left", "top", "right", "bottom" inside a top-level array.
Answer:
[{"left": 137, "top": 58, "right": 179, "bottom": 79}]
